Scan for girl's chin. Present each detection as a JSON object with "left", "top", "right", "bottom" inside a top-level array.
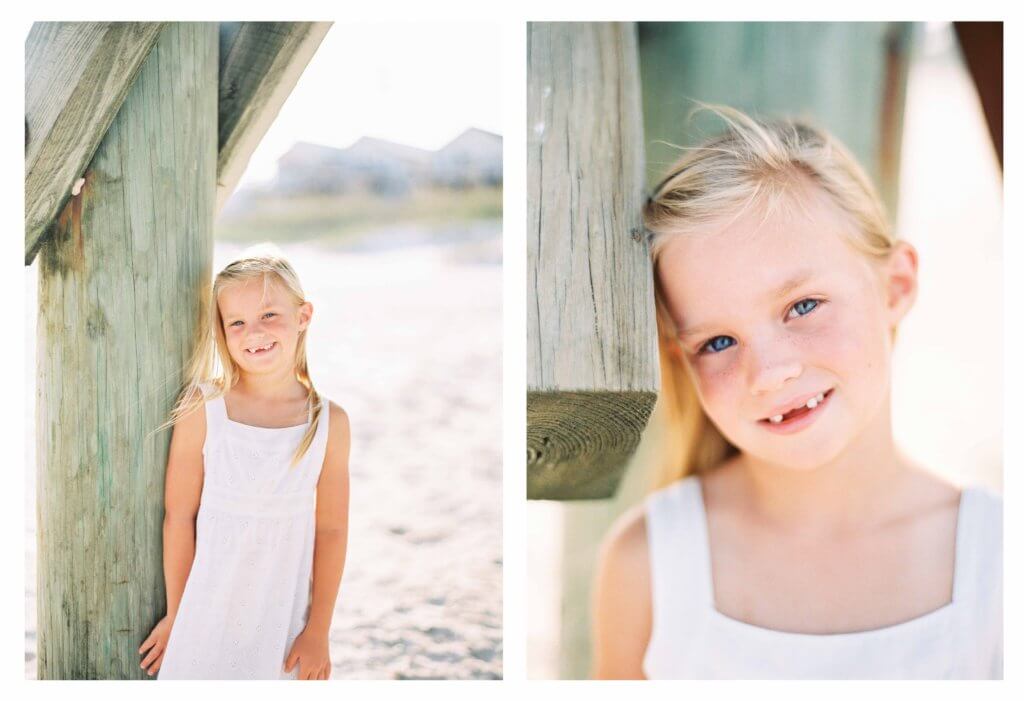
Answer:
[{"left": 740, "top": 439, "right": 851, "bottom": 472}]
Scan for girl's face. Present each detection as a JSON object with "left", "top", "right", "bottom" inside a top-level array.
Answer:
[
  {"left": 656, "top": 185, "right": 917, "bottom": 471},
  {"left": 217, "top": 275, "right": 312, "bottom": 378}
]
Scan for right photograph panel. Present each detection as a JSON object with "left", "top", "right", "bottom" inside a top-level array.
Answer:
[{"left": 527, "top": 21, "right": 1002, "bottom": 680}]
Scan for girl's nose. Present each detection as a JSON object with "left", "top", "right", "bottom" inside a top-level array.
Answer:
[{"left": 745, "top": 341, "right": 803, "bottom": 395}]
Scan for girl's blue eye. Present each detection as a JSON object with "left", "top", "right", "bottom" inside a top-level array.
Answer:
[
  {"left": 786, "top": 298, "right": 820, "bottom": 320},
  {"left": 263, "top": 312, "right": 275, "bottom": 319},
  {"left": 230, "top": 320, "right": 243, "bottom": 327},
  {"left": 701, "top": 336, "right": 736, "bottom": 354}
]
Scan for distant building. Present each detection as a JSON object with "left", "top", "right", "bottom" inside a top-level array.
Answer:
[
  {"left": 272, "top": 128, "right": 502, "bottom": 196},
  {"left": 431, "top": 128, "right": 503, "bottom": 188}
]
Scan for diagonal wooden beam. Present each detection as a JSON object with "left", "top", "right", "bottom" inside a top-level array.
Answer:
[
  {"left": 216, "top": 21, "right": 331, "bottom": 212},
  {"left": 25, "top": 22, "right": 165, "bottom": 265}
]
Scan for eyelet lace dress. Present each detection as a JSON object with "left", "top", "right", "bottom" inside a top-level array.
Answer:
[
  {"left": 158, "top": 383, "right": 330, "bottom": 679},
  {"left": 642, "top": 476, "right": 1003, "bottom": 679}
]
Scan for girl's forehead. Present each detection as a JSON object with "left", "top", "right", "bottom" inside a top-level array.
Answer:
[
  {"left": 656, "top": 191, "right": 873, "bottom": 319},
  {"left": 217, "top": 275, "right": 291, "bottom": 312}
]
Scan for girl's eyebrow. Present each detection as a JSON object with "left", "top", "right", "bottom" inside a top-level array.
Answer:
[
  {"left": 677, "top": 321, "right": 715, "bottom": 341},
  {"left": 222, "top": 304, "right": 281, "bottom": 321},
  {"left": 676, "top": 269, "right": 818, "bottom": 340},
  {"left": 769, "top": 269, "right": 816, "bottom": 300}
]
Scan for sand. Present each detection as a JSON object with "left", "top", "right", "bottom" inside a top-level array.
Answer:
[{"left": 25, "top": 222, "right": 503, "bottom": 679}]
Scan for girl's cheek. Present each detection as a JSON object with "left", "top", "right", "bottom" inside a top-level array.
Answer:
[
  {"left": 810, "top": 306, "right": 872, "bottom": 365},
  {"left": 690, "top": 355, "right": 740, "bottom": 410}
]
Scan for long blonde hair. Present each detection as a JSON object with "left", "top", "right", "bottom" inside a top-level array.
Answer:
[
  {"left": 156, "top": 245, "right": 324, "bottom": 468},
  {"left": 644, "top": 104, "right": 897, "bottom": 489}
]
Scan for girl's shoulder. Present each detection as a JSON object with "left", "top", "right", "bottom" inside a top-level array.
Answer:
[
  {"left": 595, "top": 500, "right": 654, "bottom": 624},
  {"left": 319, "top": 395, "right": 349, "bottom": 430},
  {"left": 601, "top": 501, "right": 651, "bottom": 569},
  {"left": 599, "top": 476, "right": 702, "bottom": 577},
  {"left": 319, "top": 396, "right": 351, "bottom": 454}
]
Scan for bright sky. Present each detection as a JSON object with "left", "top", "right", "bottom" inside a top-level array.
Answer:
[{"left": 240, "top": 21, "right": 503, "bottom": 187}]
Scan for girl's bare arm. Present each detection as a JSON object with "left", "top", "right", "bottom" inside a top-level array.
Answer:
[
  {"left": 140, "top": 390, "right": 205, "bottom": 674},
  {"left": 161, "top": 390, "right": 206, "bottom": 620},
  {"left": 591, "top": 505, "right": 652, "bottom": 680},
  {"left": 306, "top": 402, "right": 351, "bottom": 636}
]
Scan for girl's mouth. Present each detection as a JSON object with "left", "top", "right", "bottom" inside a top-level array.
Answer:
[
  {"left": 245, "top": 341, "right": 277, "bottom": 356},
  {"left": 758, "top": 388, "right": 834, "bottom": 434}
]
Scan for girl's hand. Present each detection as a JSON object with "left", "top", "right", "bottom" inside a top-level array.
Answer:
[
  {"left": 283, "top": 627, "right": 331, "bottom": 680},
  {"left": 139, "top": 615, "right": 174, "bottom": 677}
]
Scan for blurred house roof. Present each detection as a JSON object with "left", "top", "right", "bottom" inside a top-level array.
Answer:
[
  {"left": 277, "top": 128, "right": 501, "bottom": 169},
  {"left": 436, "top": 128, "right": 503, "bottom": 159}
]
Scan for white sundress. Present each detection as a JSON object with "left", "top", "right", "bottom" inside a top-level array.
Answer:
[
  {"left": 642, "top": 476, "right": 1003, "bottom": 679},
  {"left": 158, "top": 383, "right": 331, "bottom": 680}
]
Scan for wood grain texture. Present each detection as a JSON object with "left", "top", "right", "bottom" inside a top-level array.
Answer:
[
  {"left": 25, "top": 22, "right": 165, "bottom": 265},
  {"left": 216, "top": 21, "right": 331, "bottom": 212},
  {"left": 35, "top": 23, "right": 216, "bottom": 679},
  {"left": 527, "top": 392, "right": 656, "bottom": 499},
  {"left": 527, "top": 23, "right": 658, "bottom": 500}
]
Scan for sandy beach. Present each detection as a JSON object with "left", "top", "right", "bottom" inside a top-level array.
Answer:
[{"left": 25, "top": 222, "right": 503, "bottom": 679}]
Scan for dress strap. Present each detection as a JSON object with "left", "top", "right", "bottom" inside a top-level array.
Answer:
[
  {"left": 645, "top": 476, "right": 715, "bottom": 622},
  {"left": 310, "top": 395, "right": 332, "bottom": 465},
  {"left": 948, "top": 485, "right": 1003, "bottom": 678},
  {"left": 196, "top": 382, "right": 226, "bottom": 456},
  {"left": 951, "top": 486, "right": 1002, "bottom": 604},
  {"left": 951, "top": 487, "right": 972, "bottom": 603}
]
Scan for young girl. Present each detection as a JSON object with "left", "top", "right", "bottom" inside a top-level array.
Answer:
[
  {"left": 137, "top": 247, "right": 351, "bottom": 680},
  {"left": 592, "top": 106, "right": 1002, "bottom": 679}
]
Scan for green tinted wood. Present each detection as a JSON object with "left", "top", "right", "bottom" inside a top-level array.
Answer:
[
  {"left": 25, "top": 22, "right": 165, "bottom": 265},
  {"left": 35, "top": 23, "right": 216, "bottom": 679},
  {"left": 639, "top": 22, "right": 912, "bottom": 216}
]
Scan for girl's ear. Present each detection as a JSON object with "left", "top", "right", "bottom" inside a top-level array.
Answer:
[
  {"left": 298, "top": 301, "right": 313, "bottom": 331},
  {"left": 884, "top": 241, "right": 918, "bottom": 327}
]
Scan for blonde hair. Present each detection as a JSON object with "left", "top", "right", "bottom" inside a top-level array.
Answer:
[
  {"left": 644, "top": 104, "right": 897, "bottom": 489},
  {"left": 156, "top": 244, "right": 324, "bottom": 468}
]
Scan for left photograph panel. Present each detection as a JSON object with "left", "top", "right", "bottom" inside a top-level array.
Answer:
[{"left": 24, "top": 21, "right": 502, "bottom": 680}]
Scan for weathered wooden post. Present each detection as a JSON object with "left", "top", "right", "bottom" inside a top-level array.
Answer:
[
  {"left": 527, "top": 22, "right": 659, "bottom": 500},
  {"left": 32, "top": 22, "right": 217, "bottom": 679}
]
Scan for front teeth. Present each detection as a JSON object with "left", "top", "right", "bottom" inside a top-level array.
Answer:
[
  {"left": 246, "top": 342, "right": 274, "bottom": 354},
  {"left": 769, "top": 392, "right": 827, "bottom": 424}
]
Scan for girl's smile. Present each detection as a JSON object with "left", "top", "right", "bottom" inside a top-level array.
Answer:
[
  {"left": 758, "top": 387, "right": 835, "bottom": 434},
  {"left": 244, "top": 340, "right": 278, "bottom": 356}
]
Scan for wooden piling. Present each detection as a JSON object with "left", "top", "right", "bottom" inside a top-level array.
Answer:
[
  {"left": 35, "top": 22, "right": 216, "bottom": 679},
  {"left": 527, "top": 22, "right": 659, "bottom": 500}
]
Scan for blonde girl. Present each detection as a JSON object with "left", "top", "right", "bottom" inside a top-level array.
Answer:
[
  {"left": 592, "top": 106, "right": 1001, "bottom": 679},
  {"left": 137, "top": 246, "right": 351, "bottom": 680}
]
